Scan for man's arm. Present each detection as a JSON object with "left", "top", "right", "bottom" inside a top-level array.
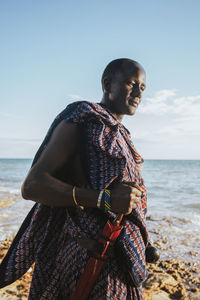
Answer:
[
  {"left": 21, "top": 120, "right": 142, "bottom": 212},
  {"left": 21, "top": 120, "right": 99, "bottom": 207}
]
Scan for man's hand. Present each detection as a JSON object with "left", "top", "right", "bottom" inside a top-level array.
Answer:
[{"left": 110, "top": 182, "right": 142, "bottom": 215}]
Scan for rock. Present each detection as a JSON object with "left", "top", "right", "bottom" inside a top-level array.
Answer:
[
  {"left": 162, "top": 237, "right": 169, "bottom": 244},
  {"left": 144, "top": 272, "right": 177, "bottom": 289},
  {"left": 151, "top": 291, "right": 171, "bottom": 300},
  {"left": 188, "top": 292, "right": 200, "bottom": 300},
  {"left": 0, "top": 285, "right": 27, "bottom": 299},
  {"left": 146, "top": 215, "right": 160, "bottom": 221},
  {"left": 187, "top": 251, "right": 198, "bottom": 257},
  {"left": 191, "top": 268, "right": 199, "bottom": 273}
]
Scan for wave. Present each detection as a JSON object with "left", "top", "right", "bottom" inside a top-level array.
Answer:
[
  {"left": 0, "top": 186, "right": 20, "bottom": 194},
  {"left": 184, "top": 203, "right": 200, "bottom": 210}
]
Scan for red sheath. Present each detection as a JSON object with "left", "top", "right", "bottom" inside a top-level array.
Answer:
[{"left": 70, "top": 217, "right": 123, "bottom": 300}]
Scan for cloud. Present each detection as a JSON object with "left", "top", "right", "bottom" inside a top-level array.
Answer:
[
  {"left": 157, "top": 115, "right": 200, "bottom": 138},
  {"left": 122, "top": 89, "right": 200, "bottom": 158},
  {"left": 136, "top": 89, "right": 200, "bottom": 139},
  {"left": 148, "top": 89, "right": 177, "bottom": 102},
  {"left": 139, "top": 90, "right": 200, "bottom": 117}
]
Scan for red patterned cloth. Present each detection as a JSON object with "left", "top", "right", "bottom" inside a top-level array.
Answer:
[{"left": 0, "top": 101, "right": 149, "bottom": 299}]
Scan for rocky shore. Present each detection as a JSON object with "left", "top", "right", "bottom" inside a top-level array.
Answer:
[
  {"left": 0, "top": 237, "right": 199, "bottom": 299},
  {"left": 143, "top": 259, "right": 200, "bottom": 300}
]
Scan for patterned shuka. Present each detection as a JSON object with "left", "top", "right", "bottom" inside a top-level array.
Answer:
[{"left": 0, "top": 101, "right": 149, "bottom": 300}]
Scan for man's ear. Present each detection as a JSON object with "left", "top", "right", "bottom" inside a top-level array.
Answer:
[{"left": 102, "top": 77, "right": 111, "bottom": 93}]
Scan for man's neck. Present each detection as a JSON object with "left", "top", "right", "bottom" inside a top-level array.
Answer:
[{"left": 100, "top": 97, "right": 124, "bottom": 122}]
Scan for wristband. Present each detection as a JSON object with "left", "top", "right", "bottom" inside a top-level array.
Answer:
[
  {"left": 97, "top": 190, "right": 104, "bottom": 208},
  {"left": 104, "top": 189, "right": 111, "bottom": 211}
]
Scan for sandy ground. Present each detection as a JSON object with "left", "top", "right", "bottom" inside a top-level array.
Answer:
[{"left": 0, "top": 237, "right": 199, "bottom": 300}]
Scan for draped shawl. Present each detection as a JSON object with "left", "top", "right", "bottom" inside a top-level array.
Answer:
[{"left": 0, "top": 101, "right": 149, "bottom": 299}]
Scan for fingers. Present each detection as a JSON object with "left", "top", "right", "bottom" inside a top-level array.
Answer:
[
  {"left": 130, "top": 195, "right": 140, "bottom": 207},
  {"left": 134, "top": 188, "right": 142, "bottom": 197},
  {"left": 125, "top": 181, "right": 142, "bottom": 191},
  {"left": 132, "top": 183, "right": 142, "bottom": 192},
  {"left": 111, "top": 182, "right": 142, "bottom": 215},
  {"left": 123, "top": 182, "right": 142, "bottom": 197}
]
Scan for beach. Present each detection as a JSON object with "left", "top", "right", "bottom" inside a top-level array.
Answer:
[{"left": 0, "top": 159, "right": 200, "bottom": 299}]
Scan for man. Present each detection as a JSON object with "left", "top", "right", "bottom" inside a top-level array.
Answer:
[{"left": 0, "top": 58, "right": 149, "bottom": 299}]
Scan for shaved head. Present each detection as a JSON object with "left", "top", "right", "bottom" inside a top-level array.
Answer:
[
  {"left": 101, "top": 58, "right": 146, "bottom": 120},
  {"left": 101, "top": 58, "right": 145, "bottom": 89}
]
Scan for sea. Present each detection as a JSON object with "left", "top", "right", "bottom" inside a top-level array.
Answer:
[{"left": 0, "top": 158, "right": 199, "bottom": 263}]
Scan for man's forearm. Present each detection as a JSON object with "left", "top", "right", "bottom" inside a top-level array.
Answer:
[
  {"left": 21, "top": 172, "right": 99, "bottom": 208},
  {"left": 21, "top": 170, "right": 142, "bottom": 214}
]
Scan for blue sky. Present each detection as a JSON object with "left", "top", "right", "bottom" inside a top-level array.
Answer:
[{"left": 0, "top": 0, "right": 200, "bottom": 159}]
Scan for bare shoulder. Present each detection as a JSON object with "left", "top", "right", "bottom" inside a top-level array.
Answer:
[
  {"left": 47, "top": 120, "right": 79, "bottom": 146},
  {"left": 31, "top": 120, "right": 79, "bottom": 174}
]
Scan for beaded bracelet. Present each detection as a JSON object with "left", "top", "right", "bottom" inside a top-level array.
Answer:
[
  {"left": 104, "top": 189, "right": 111, "bottom": 211},
  {"left": 97, "top": 190, "right": 104, "bottom": 208}
]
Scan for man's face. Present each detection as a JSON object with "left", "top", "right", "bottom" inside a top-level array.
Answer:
[{"left": 107, "top": 66, "right": 146, "bottom": 116}]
